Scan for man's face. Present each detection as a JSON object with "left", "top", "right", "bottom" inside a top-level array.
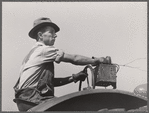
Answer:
[{"left": 39, "top": 26, "right": 57, "bottom": 46}]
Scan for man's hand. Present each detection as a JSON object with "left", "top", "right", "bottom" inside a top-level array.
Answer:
[
  {"left": 92, "top": 56, "right": 112, "bottom": 66},
  {"left": 72, "top": 71, "right": 88, "bottom": 83}
]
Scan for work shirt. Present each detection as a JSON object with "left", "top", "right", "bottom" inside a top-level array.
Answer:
[{"left": 17, "top": 42, "right": 64, "bottom": 90}]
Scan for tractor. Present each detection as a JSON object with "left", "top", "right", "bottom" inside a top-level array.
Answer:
[{"left": 15, "top": 63, "right": 147, "bottom": 112}]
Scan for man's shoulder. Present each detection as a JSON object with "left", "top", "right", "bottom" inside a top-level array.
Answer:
[{"left": 43, "top": 46, "right": 58, "bottom": 54}]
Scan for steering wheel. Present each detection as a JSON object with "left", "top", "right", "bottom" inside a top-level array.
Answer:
[{"left": 79, "top": 65, "right": 96, "bottom": 91}]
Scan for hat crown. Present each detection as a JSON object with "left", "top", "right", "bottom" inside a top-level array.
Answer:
[{"left": 33, "top": 17, "right": 52, "bottom": 27}]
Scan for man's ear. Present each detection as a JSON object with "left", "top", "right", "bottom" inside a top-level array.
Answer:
[{"left": 37, "top": 32, "right": 43, "bottom": 40}]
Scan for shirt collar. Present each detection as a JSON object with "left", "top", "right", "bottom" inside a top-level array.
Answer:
[
  {"left": 35, "top": 42, "right": 45, "bottom": 46},
  {"left": 35, "top": 42, "right": 55, "bottom": 48}
]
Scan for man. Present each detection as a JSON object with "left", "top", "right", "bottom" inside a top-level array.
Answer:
[{"left": 13, "top": 17, "right": 110, "bottom": 111}]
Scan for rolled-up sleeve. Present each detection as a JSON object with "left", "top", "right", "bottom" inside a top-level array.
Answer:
[
  {"left": 43, "top": 46, "right": 64, "bottom": 63},
  {"left": 55, "top": 50, "right": 64, "bottom": 63}
]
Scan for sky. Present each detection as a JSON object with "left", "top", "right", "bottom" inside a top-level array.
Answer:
[{"left": 2, "top": 2, "right": 147, "bottom": 111}]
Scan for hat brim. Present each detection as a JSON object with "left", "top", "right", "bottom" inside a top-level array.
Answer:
[{"left": 29, "top": 22, "right": 60, "bottom": 39}]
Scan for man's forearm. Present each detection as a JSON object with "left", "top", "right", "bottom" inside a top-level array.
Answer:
[
  {"left": 72, "top": 55, "right": 97, "bottom": 65},
  {"left": 61, "top": 53, "right": 97, "bottom": 66},
  {"left": 53, "top": 76, "right": 74, "bottom": 87}
]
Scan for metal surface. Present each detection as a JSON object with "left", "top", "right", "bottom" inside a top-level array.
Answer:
[
  {"left": 134, "top": 83, "right": 147, "bottom": 98},
  {"left": 28, "top": 89, "right": 147, "bottom": 111}
]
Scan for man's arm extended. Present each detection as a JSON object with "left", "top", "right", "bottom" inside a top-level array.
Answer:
[
  {"left": 60, "top": 53, "right": 101, "bottom": 65},
  {"left": 53, "top": 71, "right": 88, "bottom": 87},
  {"left": 53, "top": 53, "right": 109, "bottom": 87},
  {"left": 53, "top": 76, "right": 73, "bottom": 87}
]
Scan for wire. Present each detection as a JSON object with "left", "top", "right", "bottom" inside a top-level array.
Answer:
[
  {"left": 114, "top": 58, "right": 147, "bottom": 72},
  {"left": 119, "top": 65, "right": 147, "bottom": 72},
  {"left": 123, "top": 58, "right": 146, "bottom": 66}
]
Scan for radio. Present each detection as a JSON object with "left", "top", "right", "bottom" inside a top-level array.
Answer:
[{"left": 93, "top": 64, "right": 119, "bottom": 89}]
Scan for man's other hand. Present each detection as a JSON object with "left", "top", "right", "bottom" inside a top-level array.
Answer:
[{"left": 72, "top": 71, "right": 88, "bottom": 83}]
